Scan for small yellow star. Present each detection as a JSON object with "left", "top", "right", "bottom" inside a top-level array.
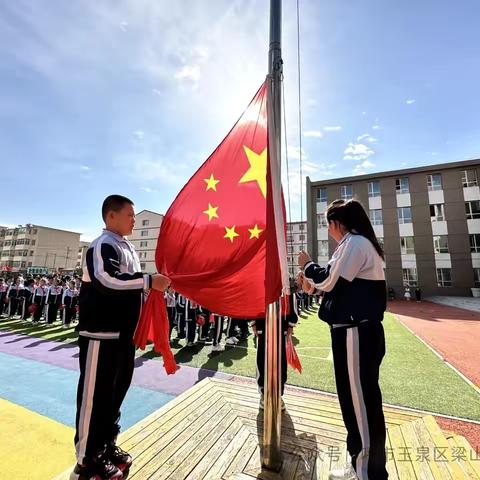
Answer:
[
  {"left": 204, "top": 174, "right": 220, "bottom": 191},
  {"left": 224, "top": 226, "right": 239, "bottom": 243},
  {"left": 239, "top": 146, "right": 267, "bottom": 198},
  {"left": 203, "top": 203, "right": 219, "bottom": 221},
  {"left": 248, "top": 224, "right": 263, "bottom": 239}
]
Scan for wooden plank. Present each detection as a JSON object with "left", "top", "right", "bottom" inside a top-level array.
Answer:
[
  {"left": 449, "top": 434, "right": 480, "bottom": 479},
  {"left": 411, "top": 418, "right": 451, "bottom": 480},
  {"left": 119, "top": 378, "right": 213, "bottom": 444},
  {"left": 422, "top": 415, "right": 466, "bottom": 480},
  {"left": 446, "top": 435, "right": 480, "bottom": 479},
  {"left": 388, "top": 424, "right": 418, "bottom": 480},
  {"left": 385, "top": 427, "right": 399, "bottom": 480},
  {"left": 184, "top": 419, "right": 244, "bottom": 480},
  {"left": 124, "top": 390, "right": 226, "bottom": 469},
  {"left": 167, "top": 414, "right": 240, "bottom": 479},
  {"left": 221, "top": 433, "right": 258, "bottom": 479},
  {"left": 203, "top": 426, "right": 252, "bottom": 480},
  {"left": 131, "top": 404, "right": 233, "bottom": 479},
  {"left": 399, "top": 420, "right": 435, "bottom": 479}
]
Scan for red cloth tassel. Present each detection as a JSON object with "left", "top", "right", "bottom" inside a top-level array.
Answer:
[
  {"left": 286, "top": 335, "right": 302, "bottom": 374},
  {"left": 133, "top": 290, "right": 178, "bottom": 375}
]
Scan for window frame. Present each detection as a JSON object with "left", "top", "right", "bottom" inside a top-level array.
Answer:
[
  {"left": 427, "top": 173, "right": 443, "bottom": 191},
  {"left": 402, "top": 268, "right": 418, "bottom": 287},
  {"left": 397, "top": 207, "right": 412, "bottom": 224},
  {"left": 400, "top": 236, "right": 415, "bottom": 255},
  {"left": 466, "top": 201, "right": 480, "bottom": 220},
  {"left": 470, "top": 234, "right": 480, "bottom": 253},
  {"left": 430, "top": 204, "right": 445, "bottom": 222},
  {"left": 462, "top": 169, "right": 478, "bottom": 188},
  {"left": 340, "top": 184, "right": 353, "bottom": 200},
  {"left": 316, "top": 187, "right": 327, "bottom": 202},
  {"left": 436, "top": 268, "right": 452, "bottom": 287},
  {"left": 433, "top": 235, "right": 449, "bottom": 254},
  {"left": 368, "top": 181, "right": 381, "bottom": 198},
  {"left": 396, "top": 177, "right": 410, "bottom": 194},
  {"left": 369, "top": 209, "right": 383, "bottom": 226}
]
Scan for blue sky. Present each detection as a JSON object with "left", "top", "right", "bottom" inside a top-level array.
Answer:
[{"left": 1, "top": 0, "right": 479, "bottom": 240}]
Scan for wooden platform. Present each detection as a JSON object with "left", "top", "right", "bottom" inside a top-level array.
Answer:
[{"left": 54, "top": 377, "right": 480, "bottom": 479}]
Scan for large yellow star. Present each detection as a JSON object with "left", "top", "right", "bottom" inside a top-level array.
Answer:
[
  {"left": 203, "top": 203, "right": 219, "bottom": 221},
  {"left": 204, "top": 174, "right": 220, "bottom": 191},
  {"left": 224, "top": 225, "right": 239, "bottom": 243},
  {"left": 248, "top": 224, "right": 263, "bottom": 239},
  {"left": 239, "top": 146, "right": 267, "bottom": 198}
]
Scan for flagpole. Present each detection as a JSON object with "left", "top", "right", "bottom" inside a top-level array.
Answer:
[{"left": 263, "top": 0, "right": 283, "bottom": 472}]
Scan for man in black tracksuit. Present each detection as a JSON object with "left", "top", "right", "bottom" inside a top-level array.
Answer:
[{"left": 71, "top": 195, "right": 170, "bottom": 480}]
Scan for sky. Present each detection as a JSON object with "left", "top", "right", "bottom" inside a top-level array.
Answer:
[{"left": 1, "top": 0, "right": 479, "bottom": 240}]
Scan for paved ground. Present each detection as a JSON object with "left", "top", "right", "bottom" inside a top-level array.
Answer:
[
  {"left": 387, "top": 299, "right": 480, "bottom": 387},
  {"left": 426, "top": 295, "right": 480, "bottom": 314}
]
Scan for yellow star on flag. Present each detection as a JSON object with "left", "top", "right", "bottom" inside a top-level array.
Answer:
[
  {"left": 248, "top": 224, "right": 263, "bottom": 239},
  {"left": 224, "top": 226, "right": 239, "bottom": 243},
  {"left": 203, "top": 203, "right": 219, "bottom": 221},
  {"left": 239, "top": 146, "right": 267, "bottom": 198},
  {"left": 204, "top": 174, "right": 220, "bottom": 191}
]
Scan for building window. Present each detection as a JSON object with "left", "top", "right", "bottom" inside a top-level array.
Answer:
[
  {"left": 436, "top": 268, "right": 452, "bottom": 287},
  {"left": 316, "top": 187, "right": 327, "bottom": 202},
  {"left": 470, "top": 234, "right": 480, "bottom": 253},
  {"left": 299, "top": 234, "right": 305, "bottom": 241},
  {"left": 369, "top": 209, "right": 383, "bottom": 225},
  {"left": 474, "top": 268, "right": 480, "bottom": 287},
  {"left": 427, "top": 173, "right": 442, "bottom": 191},
  {"left": 317, "top": 214, "right": 328, "bottom": 228},
  {"left": 368, "top": 181, "right": 381, "bottom": 198},
  {"left": 142, "top": 219, "right": 150, "bottom": 226},
  {"left": 400, "top": 237, "right": 415, "bottom": 255},
  {"left": 430, "top": 204, "right": 445, "bottom": 222},
  {"left": 299, "top": 224, "right": 305, "bottom": 231},
  {"left": 287, "top": 235, "right": 294, "bottom": 243},
  {"left": 402, "top": 268, "right": 417, "bottom": 287},
  {"left": 31, "top": 240, "right": 35, "bottom": 245},
  {"left": 433, "top": 236, "right": 449, "bottom": 253},
  {"left": 462, "top": 169, "right": 478, "bottom": 188},
  {"left": 141, "top": 230, "right": 148, "bottom": 237},
  {"left": 287, "top": 246, "right": 294, "bottom": 254},
  {"left": 140, "top": 241, "right": 148, "bottom": 247},
  {"left": 340, "top": 185, "right": 353, "bottom": 200},
  {"left": 397, "top": 207, "right": 412, "bottom": 224},
  {"left": 140, "top": 262, "right": 146, "bottom": 270},
  {"left": 465, "top": 201, "right": 480, "bottom": 219},
  {"left": 27, "top": 262, "right": 32, "bottom": 267},
  {"left": 287, "top": 224, "right": 292, "bottom": 231},
  {"left": 396, "top": 177, "right": 409, "bottom": 194},
  {"left": 318, "top": 240, "right": 329, "bottom": 257}
]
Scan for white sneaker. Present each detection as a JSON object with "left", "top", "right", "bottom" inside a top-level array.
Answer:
[
  {"left": 211, "top": 344, "right": 225, "bottom": 352},
  {"left": 328, "top": 464, "right": 358, "bottom": 480},
  {"left": 225, "top": 337, "right": 238, "bottom": 345},
  {"left": 187, "top": 341, "right": 195, "bottom": 347}
]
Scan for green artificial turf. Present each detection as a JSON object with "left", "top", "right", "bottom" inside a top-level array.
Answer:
[{"left": 1, "top": 308, "right": 479, "bottom": 421}]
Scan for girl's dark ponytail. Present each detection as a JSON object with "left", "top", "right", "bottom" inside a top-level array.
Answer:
[{"left": 326, "top": 199, "right": 385, "bottom": 260}]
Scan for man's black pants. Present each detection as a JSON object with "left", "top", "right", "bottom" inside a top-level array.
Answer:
[
  {"left": 74, "top": 335, "right": 135, "bottom": 464},
  {"left": 331, "top": 321, "right": 388, "bottom": 480}
]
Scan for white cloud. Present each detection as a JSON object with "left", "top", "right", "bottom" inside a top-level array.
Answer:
[
  {"left": 119, "top": 21, "right": 128, "bottom": 31},
  {"left": 427, "top": 151, "right": 439, "bottom": 156},
  {"left": 132, "top": 130, "right": 145, "bottom": 140},
  {"left": 356, "top": 134, "right": 377, "bottom": 143},
  {"left": 353, "top": 159, "right": 375, "bottom": 174},
  {"left": 372, "top": 125, "right": 381, "bottom": 130},
  {"left": 80, "top": 165, "right": 91, "bottom": 171},
  {"left": 142, "top": 187, "right": 152, "bottom": 193},
  {"left": 174, "top": 64, "right": 201, "bottom": 87},
  {"left": 152, "top": 88, "right": 162, "bottom": 96},
  {"left": 323, "top": 126, "right": 342, "bottom": 132},
  {"left": 307, "top": 99, "right": 317, "bottom": 106},
  {"left": 287, "top": 146, "right": 308, "bottom": 160},
  {"left": 343, "top": 143, "right": 375, "bottom": 161},
  {"left": 303, "top": 130, "right": 323, "bottom": 138},
  {"left": 362, "top": 111, "right": 367, "bottom": 115},
  {"left": 406, "top": 99, "right": 416, "bottom": 104}
]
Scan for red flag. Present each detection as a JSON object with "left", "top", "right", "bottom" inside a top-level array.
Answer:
[
  {"left": 286, "top": 335, "right": 302, "bottom": 374},
  {"left": 157, "top": 82, "right": 285, "bottom": 317}
]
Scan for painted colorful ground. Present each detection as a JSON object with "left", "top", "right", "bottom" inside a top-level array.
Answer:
[{"left": 1, "top": 302, "right": 479, "bottom": 479}]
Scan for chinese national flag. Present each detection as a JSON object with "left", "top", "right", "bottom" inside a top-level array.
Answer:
[
  {"left": 134, "top": 82, "right": 287, "bottom": 372},
  {"left": 159, "top": 82, "right": 285, "bottom": 317}
]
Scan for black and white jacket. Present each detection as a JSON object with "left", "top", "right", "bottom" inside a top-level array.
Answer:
[
  {"left": 78, "top": 229, "right": 151, "bottom": 340},
  {"left": 304, "top": 232, "right": 386, "bottom": 327}
]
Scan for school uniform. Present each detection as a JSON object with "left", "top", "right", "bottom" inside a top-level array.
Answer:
[
  {"left": 21, "top": 285, "right": 35, "bottom": 320},
  {"left": 0, "top": 283, "right": 8, "bottom": 317},
  {"left": 185, "top": 300, "right": 198, "bottom": 344},
  {"left": 210, "top": 313, "right": 224, "bottom": 347},
  {"left": 164, "top": 291, "right": 176, "bottom": 340},
  {"left": 32, "top": 286, "right": 48, "bottom": 323},
  {"left": 74, "top": 229, "right": 151, "bottom": 464},
  {"left": 303, "top": 232, "right": 388, "bottom": 480},
  {"left": 175, "top": 294, "right": 187, "bottom": 339},
  {"left": 46, "top": 285, "right": 63, "bottom": 324},
  {"left": 196, "top": 306, "right": 210, "bottom": 342},
  {"left": 251, "top": 294, "right": 298, "bottom": 396},
  {"left": 62, "top": 287, "right": 79, "bottom": 327},
  {"left": 7, "top": 283, "right": 24, "bottom": 318}
]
